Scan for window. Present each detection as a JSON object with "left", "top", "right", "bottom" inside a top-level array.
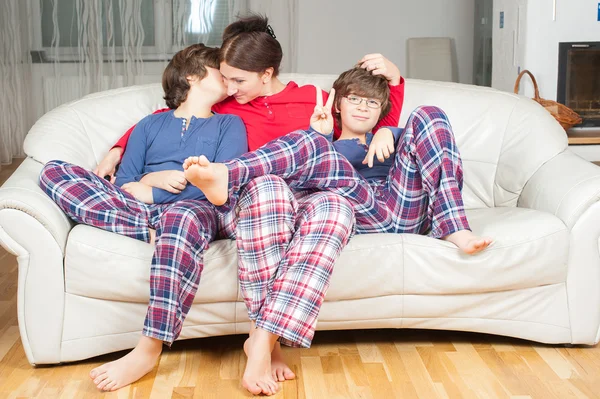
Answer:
[
  {"left": 34, "top": 0, "right": 229, "bottom": 61},
  {"left": 173, "top": 0, "right": 230, "bottom": 47}
]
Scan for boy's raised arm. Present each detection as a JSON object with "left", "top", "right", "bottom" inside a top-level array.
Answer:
[
  {"left": 375, "top": 81, "right": 405, "bottom": 132},
  {"left": 358, "top": 53, "right": 405, "bottom": 132}
]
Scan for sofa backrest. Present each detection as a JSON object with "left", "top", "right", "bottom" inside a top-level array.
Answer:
[{"left": 25, "top": 74, "right": 568, "bottom": 209}]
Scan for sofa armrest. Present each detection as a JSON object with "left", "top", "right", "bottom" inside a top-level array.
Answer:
[
  {"left": 0, "top": 157, "right": 74, "bottom": 364},
  {"left": 0, "top": 157, "right": 73, "bottom": 254},
  {"left": 518, "top": 150, "right": 600, "bottom": 229}
]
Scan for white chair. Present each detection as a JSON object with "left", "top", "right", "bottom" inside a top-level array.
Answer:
[{"left": 406, "top": 37, "right": 457, "bottom": 82}]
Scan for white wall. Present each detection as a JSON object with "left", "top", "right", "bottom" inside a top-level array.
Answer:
[
  {"left": 492, "top": 0, "right": 527, "bottom": 93},
  {"left": 295, "top": 0, "right": 476, "bottom": 84},
  {"left": 522, "top": 0, "right": 600, "bottom": 100},
  {"left": 30, "top": 0, "right": 478, "bottom": 122},
  {"left": 493, "top": 0, "right": 600, "bottom": 98}
]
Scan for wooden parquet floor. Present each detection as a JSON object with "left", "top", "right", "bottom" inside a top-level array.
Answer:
[{"left": 1, "top": 158, "right": 600, "bottom": 398}]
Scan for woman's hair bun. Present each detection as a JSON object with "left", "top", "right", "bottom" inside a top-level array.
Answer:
[{"left": 222, "top": 14, "right": 269, "bottom": 43}]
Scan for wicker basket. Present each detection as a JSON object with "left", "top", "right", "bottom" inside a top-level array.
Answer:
[{"left": 514, "top": 70, "right": 582, "bottom": 130}]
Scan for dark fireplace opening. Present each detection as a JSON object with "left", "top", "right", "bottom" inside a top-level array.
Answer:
[{"left": 557, "top": 42, "right": 600, "bottom": 128}]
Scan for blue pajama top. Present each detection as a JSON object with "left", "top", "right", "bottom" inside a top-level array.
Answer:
[
  {"left": 326, "top": 127, "right": 404, "bottom": 181},
  {"left": 115, "top": 110, "right": 248, "bottom": 204}
]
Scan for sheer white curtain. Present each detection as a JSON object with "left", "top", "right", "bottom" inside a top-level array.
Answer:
[
  {"left": 45, "top": 0, "right": 148, "bottom": 106},
  {"left": 0, "top": 1, "right": 33, "bottom": 166},
  {"left": 0, "top": 0, "right": 299, "bottom": 169}
]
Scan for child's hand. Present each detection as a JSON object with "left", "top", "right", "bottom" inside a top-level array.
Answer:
[
  {"left": 359, "top": 54, "right": 402, "bottom": 86},
  {"left": 362, "top": 128, "right": 395, "bottom": 168},
  {"left": 121, "top": 182, "right": 154, "bottom": 204},
  {"left": 140, "top": 170, "right": 187, "bottom": 194},
  {"left": 309, "top": 86, "right": 335, "bottom": 135},
  {"left": 93, "top": 147, "right": 123, "bottom": 183}
]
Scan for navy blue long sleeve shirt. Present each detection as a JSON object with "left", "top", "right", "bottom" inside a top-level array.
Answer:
[
  {"left": 115, "top": 110, "right": 248, "bottom": 204},
  {"left": 320, "top": 127, "right": 404, "bottom": 181}
]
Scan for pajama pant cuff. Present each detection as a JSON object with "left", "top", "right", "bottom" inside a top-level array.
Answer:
[
  {"left": 255, "top": 318, "right": 313, "bottom": 349},
  {"left": 143, "top": 327, "right": 175, "bottom": 346},
  {"left": 214, "top": 161, "right": 244, "bottom": 214},
  {"left": 430, "top": 214, "right": 471, "bottom": 239}
]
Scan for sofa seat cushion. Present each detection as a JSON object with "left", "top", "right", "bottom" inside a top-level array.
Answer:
[
  {"left": 399, "top": 207, "right": 568, "bottom": 295},
  {"left": 65, "top": 225, "right": 240, "bottom": 304},
  {"left": 319, "top": 207, "right": 568, "bottom": 299},
  {"left": 64, "top": 207, "right": 568, "bottom": 304}
]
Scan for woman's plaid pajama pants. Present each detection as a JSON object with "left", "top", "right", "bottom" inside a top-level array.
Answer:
[{"left": 218, "top": 178, "right": 354, "bottom": 348}]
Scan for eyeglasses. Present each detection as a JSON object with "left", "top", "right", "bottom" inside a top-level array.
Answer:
[{"left": 345, "top": 95, "right": 382, "bottom": 109}]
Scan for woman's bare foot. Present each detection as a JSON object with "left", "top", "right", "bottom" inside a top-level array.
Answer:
[
  {"left": 249, "top": 321, "right": 295, "bottom": 382},
  {"left": 271, "top": 342, "right": 296, "bottom": 382},
  {"left": 242, "top": 329, "right": 280, "bottom": 396},
  {"left": 89, "top": 336, "right": 163, "bottom": 391},
  {"left": 182, "top": 155, "right": 229, "bottom": 205},
  {"left": 443, "top": 230, "right": 492, "bottom": 255}
]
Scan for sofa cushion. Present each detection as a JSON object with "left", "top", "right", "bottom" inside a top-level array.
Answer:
[
  {"left": 65, "top": 225, "right": 240, "bottom": 304},
  {"left": 65, "top": 207, "right": 567, "bottom": 304},
  {"left": 400, "top": 207, "right": 568, "bottom": 295},
  {"left": 326, "top": 207, "right": 567, "bottom": 300}
]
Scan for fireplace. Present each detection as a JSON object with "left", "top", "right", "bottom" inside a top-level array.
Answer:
[{"left": 557, "top": 42, "right": 600, "bottom": 128}]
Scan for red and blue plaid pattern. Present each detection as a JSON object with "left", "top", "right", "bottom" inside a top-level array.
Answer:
[
  {"left": 223, "top": 106, "right": 469, "bottom": 238},
  {"left": 218, "top": 176, "right": 354, "bottom": 348},
  {"left": 39, "top": 160, "right": 218, "bottom": 344}
]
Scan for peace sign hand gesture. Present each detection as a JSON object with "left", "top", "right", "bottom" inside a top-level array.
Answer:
[{"left": 309, "top": 86, "right": 336, "bottom": 135}]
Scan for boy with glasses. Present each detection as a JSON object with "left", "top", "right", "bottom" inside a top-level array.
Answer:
[{"left": 184, "top": 66, "right": 492, "bottom": 255}]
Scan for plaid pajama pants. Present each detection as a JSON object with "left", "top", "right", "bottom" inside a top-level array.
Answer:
[
  {"left": 39, "top": 160, "right": 218, "bottom": 344},
  {"left": 218, "top": 176, "right": 354, "bottom": 348},
  {"left": 223, "top": 105, "right": 470, "bottom": 238}
]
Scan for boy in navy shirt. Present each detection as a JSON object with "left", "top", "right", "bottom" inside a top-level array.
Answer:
[
  {"left": 40, "top": 44, "right": 247, "bottom": 391},
  {"left": 184, "top": 67, "right": 491, "bottom": 255}
]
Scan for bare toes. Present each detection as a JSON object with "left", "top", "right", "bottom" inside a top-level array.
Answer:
[
  {"left": 198, "top": 155, "right": 210, "bottom": 166},
  {"left": 93, "top": 373, "right": 109, "bottom": 386},
  {"left": 97, "top": 377, "right": 112, "bottom": 391},
  {"left": 257, "top": 381, "right": 271, "bottom": 395},
  {"left": 284, "top": 369, "right": 296, "bottom": 379},
  {"left": 90, "top": 366, "right": 105, "bottom": 379},
  {"left": 106, "top": 381, "right": 118, "bottom": 392},
  {"left": 276, "top": 369, "right": 285, "bottom": 381},
  {"left": 244, "top": 381, "right": 262, "bottom": 396},
  {"left": 269, "top": 379, "right": 279, "bottom": 394}
]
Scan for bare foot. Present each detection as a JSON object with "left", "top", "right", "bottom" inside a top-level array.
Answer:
[
  {"left": 242, "top": 329, "right": 280, "bottom": 396},
  {"left": 249, "top": 322, "right": 295, "bottom": 382},
  {"left": 182, "top": 155, "right": 229, "bottom": 206},
  {"left": 89, "top": 336, "right": 162, "bottom": 391},
  {"left": 443, "top": 230, "right": 492, "bottom": 255},
  {"left": 271, "top": 342, "right": 296, "bottom": 382}
]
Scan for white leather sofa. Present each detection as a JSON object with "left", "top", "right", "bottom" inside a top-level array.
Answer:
[{"left": 2, "top": 74, "right": 600, "bottom": 366}]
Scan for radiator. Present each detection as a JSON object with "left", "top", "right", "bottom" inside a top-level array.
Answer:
[{"left": 42, "top": 75, "right": 161, "bottom": 113}]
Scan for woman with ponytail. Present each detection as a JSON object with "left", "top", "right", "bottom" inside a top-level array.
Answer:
[{"left": 95, "top": 14, "right": 405, "bottom": 395}]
